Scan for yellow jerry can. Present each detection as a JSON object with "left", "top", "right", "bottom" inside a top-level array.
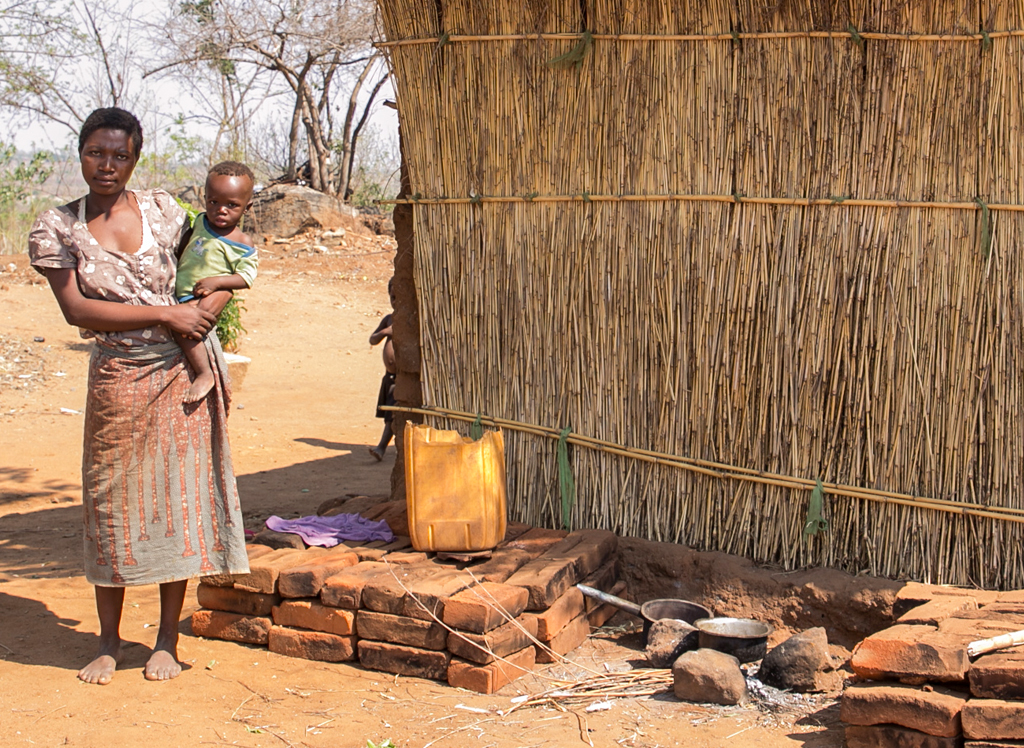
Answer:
[{"left": 404, "top": 423, "right": 508, "bottom": 552}]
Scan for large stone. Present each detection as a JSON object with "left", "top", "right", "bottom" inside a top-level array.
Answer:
[
  {"left": 248, "top": 185, "right": 357, "bottom": 241},
  {"left": 758, "top": 627, "right": 834, "bottom": 693},
  {"left": 840, "top": 682, "right": 966, "bottom": 737},
  {"left": 251, "top": 528, "right": 306, "bottom": 550},
  {"left": 645, "top": 619, "right": 699, "bottom": 668},
  {"left": 672, "top": 649, "right": 747, "bottom": 706}
]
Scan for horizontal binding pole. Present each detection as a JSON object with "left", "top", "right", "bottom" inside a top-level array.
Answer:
[
  {"left": 376, "top": 29, "right": 1024, "bottom": 48},
  {"left": 384, "top": 405, "right": 1024, "bottom": 524},
  {"left": 377, "top": 194, "right": 1024, "bottom": 212}
]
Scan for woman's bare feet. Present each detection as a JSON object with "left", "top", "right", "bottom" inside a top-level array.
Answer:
[
  {"left": 184, "top": 371, "right": 215, "bottom": 403},
  {"left": 78, "top": 642, "right": 122, "bottom": 685},
  {"left": 144, "top": 644, "right": 182, "bottom": 681}
]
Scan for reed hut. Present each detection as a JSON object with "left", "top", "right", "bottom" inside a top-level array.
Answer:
[{"left": 376, "top": 1, "right": 1024, "bottom": 589}]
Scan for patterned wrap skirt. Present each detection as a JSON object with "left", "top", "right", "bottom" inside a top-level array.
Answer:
[{"left": 82, "top": 336, "right": 249, "bottom": 586}]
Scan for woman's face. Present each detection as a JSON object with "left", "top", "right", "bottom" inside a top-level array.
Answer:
[{"left": 80, "top": 128, "right": 138, "bottom": 197}]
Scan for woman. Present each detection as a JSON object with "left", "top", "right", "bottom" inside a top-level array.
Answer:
[{"left": 28, "top": 108, "right": 249, "bottom": 684}]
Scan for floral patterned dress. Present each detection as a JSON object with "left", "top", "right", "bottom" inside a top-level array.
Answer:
[{"left": 29, "top": 190, "right": 249, "bottom": 585}]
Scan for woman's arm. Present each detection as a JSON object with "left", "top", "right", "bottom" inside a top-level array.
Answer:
[{"left": 45, "top": 268, "right": 216, "bottom": 340}]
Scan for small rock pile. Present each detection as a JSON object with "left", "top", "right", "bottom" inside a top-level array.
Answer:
[
  {"left": 842, "top": 582, "right": 1024, "bottom": 746},
  {"left": 192, "top": 500, "right": 623, "bottom": 694}
]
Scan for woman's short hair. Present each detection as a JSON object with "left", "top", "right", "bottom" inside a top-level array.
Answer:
[{"left": 78, "top": 108, "right": 144, "bottom": 157}]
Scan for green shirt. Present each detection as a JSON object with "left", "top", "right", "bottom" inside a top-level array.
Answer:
[{"left": 175, "top": 214, "right": 258, "bottom": 301}]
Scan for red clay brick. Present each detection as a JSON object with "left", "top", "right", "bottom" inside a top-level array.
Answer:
[
  {"left": 271, "top": 600, "right": 356, "bottom": 636},
  {"left": 532, "top": 587, "right": 585, "bottom": 640},
  {"left": 466, "top": 547, "right": 534, "bottom": 584},
  {"left": 358, "top": 640, "right": 450, "bottom": 680},
  {"left": 965, "top": 741, "right": 1024, "bottom": 747},
  {"left": 851, "top": 624, "right": 969, "bottom": 683},
  {"left": 380, "top": 536, "right": 413, "bottom": 552},
  {"left": 268, "top": 626, "right": 356, "bottom": 662},
  {"left": 971, "top": 650, "right": 1024, "bottom": 699},
  {"left": 357, "top": 610, "right": 447, "bottom": 650},
  {"left": 894, "top": 583, "right": 998, "bottom": 618},
  {"left": 839, "top": 682, "right": 966, "bottom": 737},
  {"left": 535, "top": 612, "right": 590, "bottom": 663},
  {"left": 447, "top": 615, "right": 539, "bottom": 665},
  {"left": 588, "top": 580, "right": 628, "bottom": 627},
  {"left": 319, "top": 561, "right": 389, "bottom": 609},
  {"left": 898, "top": 597, "right": 978, "bottom": 626},
  {"left": 845, "top": 724, "right": 962, "bottom": 748},
  {"left": 938, "top": 618, "right": 1023, "bottom": 639},
  {"left": 360, "top": 564, "right": 442, "bottom": 615},
  {"left": 234, "top": 548, "right": 328, "bottom": 594},
  {"left": 997, "top": 591, "right": 1024, "bottom": 604},
  {"left": 191, "top": 609, "right": 271, "bottom": 644},
  {"left": 443, "top": 582, "right": 530, "bottom": 634},
  {"left": 505, "top": 556, "right": 578, "bottom": 611},
  {"left": 963, "top": 699, "right": 1024, "bottom": 740},
  {"left": 579, "top": 558, "right": 619, "bottom": 613},
  {"left": 384, "top": 551, "right": 428, "bottom": 564},
  {"left": 277, "top": 550, "right": 359, "bottom": 598},
  {"left": 202, "top": 544, "right": 276, "bottom": 586},
  {"left": 398, "top": 569, "right": 478, "bottom": 621},
  {"left": 447, "top": 646, "right": 536, "bottom": 694},
  {"left": 504, "top": 527, "right": 569, "bottom": 555},
  {"left": 502, "top": 522, "right": 532, "bottom": 542},
  {"left": 197, "top": 583, "right": 280, "bottom": 616},
  {"left": 548, "top": 530, "right": 618, "bottom": 579}
]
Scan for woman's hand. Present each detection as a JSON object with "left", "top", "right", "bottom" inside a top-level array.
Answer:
[{"left": 163, "top": 304, "right": 217, "bottom": 340}]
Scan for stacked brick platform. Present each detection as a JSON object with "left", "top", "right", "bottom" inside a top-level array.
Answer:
[
  {"left": 842, "top": 583, "right": 1024, "bottom": 747},
  {"left": 192, "top": 503, "right": 623, "bottom": 694}
]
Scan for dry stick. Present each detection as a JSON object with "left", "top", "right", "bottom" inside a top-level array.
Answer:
[
  {"left": 376, "top": 30, "right": 1024, "bottom": 48},
  {"left": 383, "top": 405, "right": 1024, "bottom": 522},
  {"left": 381, "top": 194, "right": 1024, "bottom": 210}
]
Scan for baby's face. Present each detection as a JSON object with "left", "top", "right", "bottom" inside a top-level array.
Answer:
[{"left": 205, "top": 174, "right": 253, "bottom": 232}]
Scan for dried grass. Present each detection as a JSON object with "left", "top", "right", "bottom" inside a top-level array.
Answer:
[{"left": 377, "top": 0, "right": 1024, "bottom": 588}]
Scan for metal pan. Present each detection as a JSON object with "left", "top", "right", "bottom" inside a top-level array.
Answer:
[
  {"left": 694, "top": 617, "right": 772, "bottom": 663},
  {"left": 577, "top": 585, "right": 712, "bottom": 643}
]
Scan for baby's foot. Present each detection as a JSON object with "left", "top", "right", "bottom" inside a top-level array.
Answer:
[
  {"left": 369, "top": 446, "right": 384, "bottom": 462},
  {"left": 184, "top": 372, "right": 215, "bottom": 403},
  {"left": 144, "top": 648, "right": 182, "bottom": 681},
  {"left": 78, "top": 643, "right": 122, "bottom": 685}
]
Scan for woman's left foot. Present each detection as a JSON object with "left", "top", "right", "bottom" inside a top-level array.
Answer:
[{"left": 144, "top": 648, "right": 182, "bottom": 681}]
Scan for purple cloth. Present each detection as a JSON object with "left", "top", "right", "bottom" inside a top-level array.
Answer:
[{"left": 264, "top": 513, "right": 395, "bottom": 547}]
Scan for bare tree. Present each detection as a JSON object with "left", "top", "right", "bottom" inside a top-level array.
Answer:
[{"left": 154, "top": 0, "right": 376, "bottom": 194}]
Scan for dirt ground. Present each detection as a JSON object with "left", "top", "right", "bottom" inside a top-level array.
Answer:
[{"left": 0, "top": 224, "right": 845, "bottom": 748}]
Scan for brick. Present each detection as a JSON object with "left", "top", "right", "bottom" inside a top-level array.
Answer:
[
  {"left": 268, "top": 626, "right": 356, "bottom": 662},
  {"left": 895, "top": 582, "right": 998, "bottom": 618},
  {"left": 845, "top": 724, "right": 962, "bottom": 748},
  {"left": 504, "top": 527, "right": 569, "bottom": 555},
  {"left": 191, "top": 609, "right": 271, "bottom": 644},
  {"left": 465, "top": 547, "right": 534, "bottom": 583},
  {"left": 443, "top": 582, "right": 530, "bottom": 634},
  {"left": 532, "top": 587, "right": 586, "bottom": 640},
  {"left": 851, "top": 625, "right": 969, "bottom": 683},
  {"left": 580, "top": 558, "right": 619, "bottom": 613},
  {"left": 360, "top": 564, "right": 443, "bottom": 615},
  {"left": 535, "top": 613, "right": 590, "bottom": 663},
  {"left": 971, "top": 650, "right": 1024, "bottom": 699},
  {"left": 997, "top": 591, "right": 1024, "bottom": 604},
  {"left": 502, "top": 522, "right": 532, "bottom": 542},
  {"left": 399, "top": 569, "right": 478, "bottom": 621},
  {"left": 963, "top": 699, "right": 1024, "bottom": 740},
  {"left": 966, "top": 742, "right": 1024, "bottom": 747},
  {"left": 938, "top": 619, "right": 1023, "bottom": 640},
  {"left": 839, "top": 682, "right": 966, "bottom": 737},
  {"left": 358, "top": 640, "right": 450, "bottom": 680},
  {"left": 272, "top": 600, "right": 356, "bottom": 636},
  {"left": 277, "top": 550, "right": 359, "bottom": 598},
  {"left": 548, "top": 530, "right": 618, "bottom": 579},
  {"left": 202, "top": 544, "right": 276, "bottom": 586},
  {"left": 380, "top": 536, "right": 413, "bottom": 552},
  {"left": 899, "top": 597, "right": 979, "bottom": 626},
  {"left": 448, "top": 615, "right": 539, "bottom": 665},
  {"left": 344, "top": 546, "right": 388, "bottom": 562},
  {"left": 356, "top": 610, "right": 447, "bottom": 649},
  {"left": 234, "top": 548, "right": 327, "bottom": 594},
  {"left": 197, "top": 583, "right": 280, "bottom": 616},
  {"left": 447, "top": 646, "right": 536, "bottom": 694},
  {"left": 320, "top": 561, "right": 389, "bottom": 609},
  {"left": 383, "top": 551, "right": 428, "bottom": 564},
  {"left": 589, "top": 580, "right": 628, "bottom": 628},
  {"left": 505, "top": 556, "right": 579, "bottom": 611},
  {"left": 952, "top": 605, "right": 1024, "bottom": 627}
]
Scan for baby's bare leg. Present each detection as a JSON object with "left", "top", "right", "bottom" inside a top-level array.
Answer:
[{"left": 172, "top": 331, "right": 216, "bottom": 403}]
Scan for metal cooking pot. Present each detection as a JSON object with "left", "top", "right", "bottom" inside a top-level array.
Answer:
[
  {"left": 576, "top": 585, "right": 712, "bottom": 643},
  {"left": 694, "top": 617, "right": 772, "bottom": 663}
]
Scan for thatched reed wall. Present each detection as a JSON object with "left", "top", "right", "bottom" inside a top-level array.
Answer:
[{"left": 377, "top": 1, "right": 1024, "bottom": 589}]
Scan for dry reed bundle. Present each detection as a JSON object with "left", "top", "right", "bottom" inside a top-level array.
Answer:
[{"left": 378, "top": 0, "right": 1024, "bottom": 588}]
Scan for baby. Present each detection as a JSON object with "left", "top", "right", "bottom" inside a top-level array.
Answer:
[{"left": 174, "top": 161, "right": 258, "bottom": 402}]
